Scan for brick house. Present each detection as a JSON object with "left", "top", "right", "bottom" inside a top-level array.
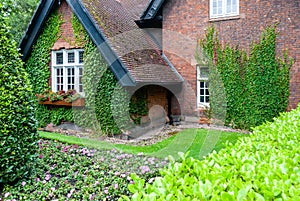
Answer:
[
  {"left": 19, "top": 0, "right": 300, "bottom": 127},
  {"left": 158, "top": 0, "right": 300, "bottom": 110}
]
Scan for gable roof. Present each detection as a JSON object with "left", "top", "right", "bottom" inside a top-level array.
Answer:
[{"left": 19, "top": 0, "right": 183, "bottom": 87}]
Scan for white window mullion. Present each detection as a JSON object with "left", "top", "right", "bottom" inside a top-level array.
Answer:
[
  {"left": 62, "top": 67, "right": 66, "bottom": 92},
  {"left": 51, "top": 49, "right": 84, "bottom": 95}
]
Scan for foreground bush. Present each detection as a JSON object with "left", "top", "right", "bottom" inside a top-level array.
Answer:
[
  {"left": 3, "top": 140, "right": 168, "bottom": 200},
  {"left": 124, "top": 106, "right": 300, "bottom": 200},
  {"left": 0, "top": 1, "right": 38, "bottom": 186}
]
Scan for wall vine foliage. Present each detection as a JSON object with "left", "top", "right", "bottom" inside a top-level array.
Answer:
[
  {"left": 25, "top": 10, "right": 74, "bottom": 127},
  {"left": 197, "top": 25, "right": 292, "bottom": 130},
  {"left": 25, "top": 10, "right": 147, "bottom": 134},
  {"left": 72, "top": 15, "right": 133, "bottom": 136}
]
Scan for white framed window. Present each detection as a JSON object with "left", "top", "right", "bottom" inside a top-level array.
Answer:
[
  {"left": 197, "top": 65, "right": 209, "bottom": 107},
  {"left": 51, "top": 49, "right": 84, "bottom": 96},
  {"left": 210, "top": 0, "right": 239, "bottom": 19}
]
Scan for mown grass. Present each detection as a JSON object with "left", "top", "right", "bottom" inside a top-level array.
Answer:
[{"left": 39, "top": 128, "right": 246, "bottom": 160}]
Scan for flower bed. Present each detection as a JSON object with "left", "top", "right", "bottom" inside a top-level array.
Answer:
[{"left": 3, "top": 139, "right": 168, "bottom": 200}]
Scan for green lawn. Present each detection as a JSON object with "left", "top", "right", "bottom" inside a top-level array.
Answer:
[{"left": 39, "top": 128, "right": 246, "bottom": 160}]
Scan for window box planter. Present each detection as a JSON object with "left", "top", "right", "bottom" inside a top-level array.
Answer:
[{"left": 39, "top": 98, "right": 85, "bottom": 107}]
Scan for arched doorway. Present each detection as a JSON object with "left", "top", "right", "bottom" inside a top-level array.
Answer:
[{"left": 130, "top": 84, "right": 181, "bottom": 125}]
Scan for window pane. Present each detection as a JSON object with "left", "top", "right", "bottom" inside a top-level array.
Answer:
[
  {"left": 200, "top": 67, "right": 209, "bottom": 78},
  {"left": 56, "top": 53, "right": 63, "bottom": 64},
  {"left": 79, "top": 51, "right": 84, "bottom": 63},
  {"left": 205, "top": 82, "right": 209, "bottom": 88},
  {"left": 68, "top": 52, "right": 75, "bottom": 63},
  {"left": 206, "top": 96, "right": 209, "bottom": 103},
  {"left": 212, "top": 0, "right": 217, "bottom": 15},
  {"left": 218, "top": 0, "right": 222, "bottom": 14},
  {"left": 206, "top": 89, "right": 209, "bottom": 95},
  {"left": 200, "top": 89, "right": 204, "bottom": 95},
  {"left": 232, "top": 0, "right": 237, "bottom": 13},
  {"left": 200, "top": 96, "right": 204, "bottom": 102},
  {"left": 200, "top": 82, "right": 204, "bottom": 88},
  {"left": 227, "top": 0, "right": 232, "bottom": 13},
  {"left": 79, "top": 85, "right": 83, "bottom": 92}
]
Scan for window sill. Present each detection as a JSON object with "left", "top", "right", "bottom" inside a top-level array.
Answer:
[
  {"left": 209, "top": 15, "right": 240, "bottom": 22},
  {"left": 39, "top": 98, "right": 85, "bottom": 107}
]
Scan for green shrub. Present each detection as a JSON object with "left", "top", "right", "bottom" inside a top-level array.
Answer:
[
  {"left": 124, "top": 105, "right": 300, "bottom": 200},
  {"left": 0, "top": 2, "right": 38, "bottom": 185}
]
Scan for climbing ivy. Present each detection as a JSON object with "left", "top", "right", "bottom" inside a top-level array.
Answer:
[
  {"left": 129, "top": 89, "right": 148, "bottom": 124},
  {"left": 25, "top": 11, "right": 61, "bottom": 94},
  {"left": 25, "top": 10, "right": 148, "bottom": 133},
  {"left": 197, "top": 25, "right": 292, "bottom": 130},
  {"left": 24, "top": 10, "right": 74, "bottom": 127},
  {"left": 72, "top": 15, "right": 132, "bottom": 135}
]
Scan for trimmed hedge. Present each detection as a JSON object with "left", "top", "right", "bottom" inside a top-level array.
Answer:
[
  {"left": 0, "top": 2, "right": 38, "bottom": 185},
  {"left": 124, "top": 105, "right": 300, "bottom": 200}
]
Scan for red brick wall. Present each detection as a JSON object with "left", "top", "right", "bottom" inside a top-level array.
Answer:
[
  {"left": 146, "top": 85, "right": 168, "bottom": 112},
  {"left": 163, "top": 0, "right": 300, "bottom": 110},
  {"left": 132, "top": 85, "right": 182, "bottom": 116},
  {"left": 52, "top": 0, "right": 80, "bottom": 50},
  {"left": 49, "top": 0, "right": 83, "bottom": 87}
]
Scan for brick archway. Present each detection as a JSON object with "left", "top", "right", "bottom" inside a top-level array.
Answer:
[{"left": 131, "top": 84, "right": 181, "bottom": 124}]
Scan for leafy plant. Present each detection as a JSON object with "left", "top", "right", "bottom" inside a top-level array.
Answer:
[
  {"left": 197, "top": 25, "right": 292, "bottom": 130},
  {"left": 3, "top": 139, "right": 168, "bottom": 200},
  {"left": 7, "top": 0, "right": 39, "bottom": 43},
  {"left": 123, "top": 105, "right": 300, "bottom": 200},
  {"left": 129, "top": 89, "right": 148, "bottom": 125},
  {"left": 0, "top": 0, "right": 38, "bottom": 188}
]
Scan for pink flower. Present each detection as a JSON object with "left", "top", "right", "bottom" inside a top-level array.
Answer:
[
  {"left": 4, "top": 192, "right": 10, "bottom": 197},
  {"left": 39, "top": 154, "right": 44, "bottom": 159},
  {"left": 89, "top": 194, "right": 94, "bottom": 200},
  {"left": 21, "top": 181, "right": 26, "bottom": 186},
  {"left": 114, "top": 183, "right": 118, "bottom": 189},
  {"left": 104, "top": 187, "right": 109, "bottom": 194},
  {"left": 148, "top": 178, "right": 155, "bottom": 183},
  {"left": 140, "top": 165, "right": 150, "bottom": 174},
  {"left": 45, "top": 174, "right": 51, "bottom": 181}
]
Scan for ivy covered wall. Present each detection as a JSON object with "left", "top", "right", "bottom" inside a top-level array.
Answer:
[
  {"left": 25, "top": 5, "right": 147, "bottom": 135},
  {"left": 197, "top": 26, "right": 292, "bottom": 130},
  {"left": 24, "top": 10, "right": 74, "bottom": 127}
]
